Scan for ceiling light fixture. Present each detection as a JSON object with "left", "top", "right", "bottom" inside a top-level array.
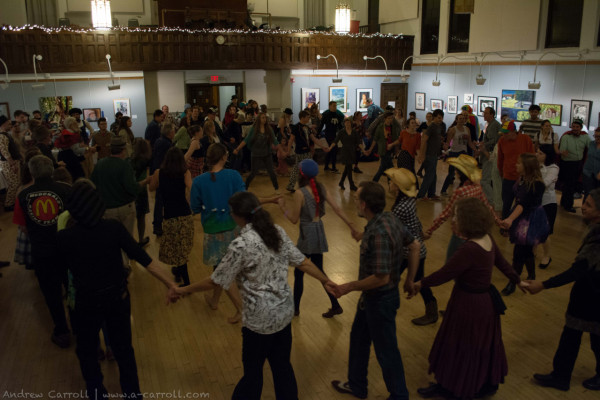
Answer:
[
  {"left": 528, "top": 51, "right": 581, "bottom": 90},
  {"left": 0, "top": 58, "right": 9, "bottom": 90},
  {"left": 317, "top": 54, "right": 342, "bottom": 83},
  {"left": 31, "top": 54, "right": 44, "bottom": 89},
  {"left": 105, "top": 54, "right": 120, "bottom": 90},
  {"left": 363, "top": 55, "right": 391, "bottom": 82},
  {"left": 91, "top": 0, "right": 112, "bottom": 30}
]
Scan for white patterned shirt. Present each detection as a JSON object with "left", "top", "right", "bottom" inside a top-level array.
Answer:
[{"left": 211, "top": 223, "right": 305, "bottom": 334}]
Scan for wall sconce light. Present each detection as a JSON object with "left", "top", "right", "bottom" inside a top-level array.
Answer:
[
  {"left": 363, "top": 55, "right": 390, "bottom": 82},
  {"left": 335, "top": 3, "right": 351, "bottom": 33},
  {"left": 92, "top": 0, "right": 112, "bottom": 30},
  {"left": 0, "top": 58, "right": 9, "bottom": 90},
  {"left": 317, "top": 54, "right": 342, "bottom": 83},
  {"left": 105, "top": 54, "right": 120, "bottom": 90},
  {"left": 32, "top": 54, "right": 44, "bottom": 89},
  {"left": 399, "top": 55, "right": 413, "bottom": 82},
  {"left": 528, "top": 51, "right": 581, "bottom": 90}
]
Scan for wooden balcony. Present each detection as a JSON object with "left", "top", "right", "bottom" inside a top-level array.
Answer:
[{"left": 0, "top": 27, "right": 413, "bottom": 73}]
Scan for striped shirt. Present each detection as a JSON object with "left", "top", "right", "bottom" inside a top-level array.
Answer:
[{"left": 520, "top": 119, "right": 543, "bottom": 144}]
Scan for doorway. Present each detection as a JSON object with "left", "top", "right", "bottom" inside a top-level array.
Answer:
[
  {"left": 186, "top": 83, "right": 244, "bottom": 119},
  {"left": 380, "top": 83, "right": 408, "bottom": 119}
]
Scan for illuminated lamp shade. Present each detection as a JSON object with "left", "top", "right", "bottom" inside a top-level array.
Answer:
[
  {"left": 91, "top": 0, "right": 112, "bottom": 30},
  {"left": 335, "top": 3, "right": 351, "bottom": 33}
]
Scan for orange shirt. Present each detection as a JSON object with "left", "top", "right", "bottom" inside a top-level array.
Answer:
[
  {"left": 399, "top": 130, "right": 421, "bottom": 157},
  {"left": 497, "top": 133, "right": 534, "bottom": 180}
]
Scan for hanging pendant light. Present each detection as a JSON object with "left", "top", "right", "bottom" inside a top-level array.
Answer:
[
  {"left": 335, "top": 3, "right": 351, "bottom": 33},
  {"left": 91, "top": 0, "right": 112, "bottom": 30}
]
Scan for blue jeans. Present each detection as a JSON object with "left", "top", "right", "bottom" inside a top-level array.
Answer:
[
  {"left": 347, "top": 288, "right": 408, "bottom": 400},
  {"left": 417, "top": 156, "right": 438, "bottom": 198}
]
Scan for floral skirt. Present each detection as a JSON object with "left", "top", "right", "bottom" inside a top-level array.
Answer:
[
  {"left": 159, "top": 215, "right": 194, "bottom": 265},
  {"left": 203, "top": 228, "right": 239, "bottom": 267}
]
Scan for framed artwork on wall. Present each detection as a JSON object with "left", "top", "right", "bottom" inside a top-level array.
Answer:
[
  {"left": 464, "top": 93, "right": 474, "bottom": 104},
  {"left": 431, "top": 99, "right": 443, "bottom": 111},
  {"left": 301, "top": 88, "right": 320, "bottom": 110},
  {"left": 539, "top": 103, "right": 563, "bottom": 126},
  {"left": 113, "top": 99, "right": 130, "bottom": 117},
  {"left": 415, "top": 92, "right": 425, "bottom": 110},
  {"left": 477, "top": 96, "right": 497, "bottom": 117},
  {"left": 356, "top": 88, "right": 372, "bottom": 112},
  {"left": 447, "top": 96, "right": 458, "bottom": 114},
  {"left": 329, "top": 86, "right": 347, "bottom": 112},
  {"left": 501, "top": 89, "right": 535, "bottom": 121},
  {"left": 0, "top": 102, "right": 9, "bottom": 118},
  {"left": 83, "top": 108, "right": 102, "bottom": 122},
  {"left": 570, "top": 99, "right": 593, "bottom": 127}
]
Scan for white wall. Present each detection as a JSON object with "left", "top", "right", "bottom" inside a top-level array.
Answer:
[
  {"left": 157, "top": 71, "right": 185, "bottom": 113},
  {"left": 405, "top": 63, "right": 600, "bottom": 138},
  {"left": 244, "top": 70, "right": 268, "bottom": 105},
  {"left": 0, "top": 0, "right": 27, "bottom": 26}
]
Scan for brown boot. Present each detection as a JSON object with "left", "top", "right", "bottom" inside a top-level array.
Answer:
[{"left": 411, "top": 300, "right": 439, "bottom": 326}]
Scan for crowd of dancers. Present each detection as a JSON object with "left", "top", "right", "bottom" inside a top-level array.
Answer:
[{"left": 1, "top": 99, "right": 599, "bottom": 400}]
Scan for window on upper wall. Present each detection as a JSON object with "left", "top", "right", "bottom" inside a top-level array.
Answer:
[
  {"left": 421, "top": 0, "right": 440, "bottom": 54},
  {"left": 545, "top": 0, "right": 583, "bottom": 48},
  {"left": 447, "top": 0, "right": 470, "bottom": 53}
]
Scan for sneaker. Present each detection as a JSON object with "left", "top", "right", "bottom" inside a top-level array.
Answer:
[
  {"left": 353, "top": 167, "right": 363, "bottom": 174},
  {"left": 51, "top": 332, "right": 72, "bottom": 348},
  {"left": 322, "top": 307, "right": 343, "bottom": 318},
  {"left": 331, "top": 381, "right": 366, "bottom": 399}
]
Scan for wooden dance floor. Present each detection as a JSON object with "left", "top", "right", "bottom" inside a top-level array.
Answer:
[{"left": 0, "top": 160, "right": 596, "bottom": 399}]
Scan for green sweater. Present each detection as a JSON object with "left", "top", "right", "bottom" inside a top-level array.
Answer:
[
  {"left": 91, "top": 156, "right": 139, "bottom": 208},
  {"left": 173, "top": 126, "right": 191, "bottom": 150},
  {"left": 559, "top": 133, "right": 589, "bottom": 161}
]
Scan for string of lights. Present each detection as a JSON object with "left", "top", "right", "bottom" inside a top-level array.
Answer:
[{"left": 1, "top": 24, "right": 408, "bottom": 40}]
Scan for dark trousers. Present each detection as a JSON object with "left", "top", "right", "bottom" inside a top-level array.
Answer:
[
  {"left": 74, "top": 291, "right": 141, "bottom": 400},
  {"left": 399, "top": 258, "right": 435, "bottom": 305},
  {"left": 512, "top": 244, "right": 535, "bottom": 279},
  {"left": 552, "top": 326, "right": 600, "bottom": 382},
  {"left": 245, "top": 155, "right": 279, "bottom": 190},
  {"left": 441, "top": 151, "right": 465, "bottom": 193},
  {"left": 583, "top": 174, "right": 600, "bottom": 204},
  {"left": 347, "top": 288, "right": 409, "bottom": 400},
  {"left": 560, "top": 160, "right": 581, "bottom": 210},
  {"left": 501, "top": 179, "right": 517, "bottom": 219},
  {"left": 34, "top": 257, "right": 69, "bottom": 335},
  {"left": 339, "top": 162, "right": 355, "bottom": 188},
  {"left": 324, "top": 140, "right": 338, "bottom": 169},
  {"left": 232, "top": 324, "right": 297, "bottom": 400},
  {"left": 417, "top": 156, "right": 438, "bottom": 198},
  {"left": 152, "top": 191, "right": 164, "bottom": 234},
  {"left": 373, "top": 153, "right": 394, "bottom": 182},
  {"left": 294, "top": 253, "right": 340, "bottom": 311}
]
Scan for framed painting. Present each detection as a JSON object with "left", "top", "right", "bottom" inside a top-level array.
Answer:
[
  {"left": 570, "top": 99, "right": 593, "bottom": 127},
  {"left": 301, "top": 88, "right": 319, "bottom": 110},
  {"left": 431, "top": 99, "right": 443, "bottom": 111},
  {"left": 329, "top": 86, "right": 347, "bottom": 112},
  {"left": 477, "top": 96, "right": 497, "bottom": 117},
  {"left": 83, "top": 108, "right": 102, "bottom": 122},
  {"left": 113, "top": 98, "right": 130, "bottom": 117},
  {"left": 464, "top": 93, "right": 474, "bottom": 104},
  {"left": 415, "top": 92, "right": 425, "bottom": 110},
  {"left": 501, "top": 89, "right": 535, "bottom": 121},
  {"left": 447, "top": 96, "right": 458, "bottom": 114},
  {"left": 0, "top": 102, "right": 9, "bottom": 118},
  {"left": 356, "top": 88, "right": 372, "bottom": 112},
  {"left": 539, "top": 103, "right": 563, "bottom": 126}
]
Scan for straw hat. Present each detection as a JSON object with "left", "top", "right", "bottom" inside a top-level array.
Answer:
[
  {"left": 446, "top": 154, "right": 481, "bottom": 183},
  {"left": 384, "top": 168, "right": 417, "bottom": 197}
]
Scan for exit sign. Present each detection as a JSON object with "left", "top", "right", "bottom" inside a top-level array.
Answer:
[{"left": 210, "top": 75, "right": 219, "bottom": 82}]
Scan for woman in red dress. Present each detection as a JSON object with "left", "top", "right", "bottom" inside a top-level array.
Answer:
[{"left": 413, "top": 197, "right": 527, "bottom": 399}]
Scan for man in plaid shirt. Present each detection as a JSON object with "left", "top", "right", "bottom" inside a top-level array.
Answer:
[{"left": 329, "top": 181, "right": 420, "bottom": 400}]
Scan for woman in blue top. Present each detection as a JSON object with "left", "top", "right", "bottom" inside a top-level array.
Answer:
[
  {"left": 233, "top": 112, "right": 279, "bottom": 191},
  {"left": 190, "top": 143, "right": 246, "bottom": 323}
]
